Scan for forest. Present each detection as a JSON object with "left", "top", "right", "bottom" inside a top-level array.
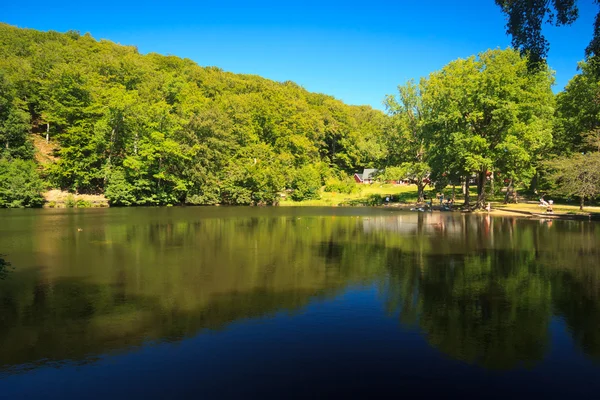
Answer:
[{"left": 0, "top": 22, "right": 599, "bottom": 208}]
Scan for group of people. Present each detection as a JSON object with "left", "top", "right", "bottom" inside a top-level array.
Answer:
[{"left": 435, "top": 192, "right": 454, "bottom": 210}]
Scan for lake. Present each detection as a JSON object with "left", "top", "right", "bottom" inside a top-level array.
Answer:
[{"left": 0, "top": 207, "right": 599, "bottom": 398}]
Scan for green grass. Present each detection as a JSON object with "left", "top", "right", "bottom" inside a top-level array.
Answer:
[
  {"left": 280, "top": 184, "right": 421, "bottom": 206},
  {"left": 492, "top": 202, "right": 600, "bottom": 215},
  {"left": 281, "top": 182, "right": 600, "bottom": 214}
]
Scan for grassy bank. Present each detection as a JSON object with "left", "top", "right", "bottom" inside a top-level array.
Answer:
[
  {"left": 281, "top": 183, "right": 600, "bottom": 216},
  {"left": 280, "top": 184, "right": 421, "bottom": 206}
]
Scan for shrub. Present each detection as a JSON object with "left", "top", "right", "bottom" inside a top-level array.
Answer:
[
  {"left": 76, "top": 199, "right": 92, "bottom": 208},
  {"left": 291, "top": 165, "right": 321, "bottom": 201},
  {"left": 65, "top": 194, "right": 76, "bottom": 208},
  {"left": 105, "top": 168, "right": 136, "bottom": 206},
  {"left": 324, "top": 177, "right": 361, "bottom": 194},
  {"left": 185, "top": 184, "right": 221, "bottom": 205},
  {"left": 0, "top": 158, "right": 45, "bottom": 208}
]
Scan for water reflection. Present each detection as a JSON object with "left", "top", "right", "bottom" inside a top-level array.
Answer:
[{"left": 0, "top": 208, "right": 599, "bottom": 375}]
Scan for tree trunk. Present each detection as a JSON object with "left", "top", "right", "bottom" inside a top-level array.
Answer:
[
  {"left": 46, "top": 122, "right": 50, "bottom": 143},
  {"left": 463, "top": 176, "right": 470, "bottom": 208},
  {"left": 417, "top": 181, "right": 425, "bottom": 203},
  {"left": 504, "top": 179, "right": 511, "bottom": 204},
  {"left": 452, "top": 184, "right": 456, "bottom": 201},
  {"left": 581, "top": 196, "right": 585, "bottom": 211},
  {"left": 490, "top": 171, "right": 494, "bottom": 196},
  {"left": 476, "top": 169, "right": 486, "bottom": 209},
  {"left": 104, "top": 128, "right": 116, "bottom": 185},
  {"left": 530, "top": 172, "right": 538, "bottom": 194}
]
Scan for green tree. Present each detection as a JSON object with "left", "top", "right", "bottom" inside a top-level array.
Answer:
[
  {"left": 421, "top": 48, "right": 555, "bottom": 208},
  {"left": 221, "top": 144, "right": 287, "bottom": 205},
  {"left": 0, "top": 158, "right": 45, "bottom": 207},
  {"left": 543, "top": 152, "right": 600, "bottom": 210},
  {"left": 495, "top": 0, "right": 598, "bottom": 67},
  {"left": 0, "top": 23, "right": 389, "bottom": 206},
  {"left": 555, "top": 59, "right": 600, "bottom": 155},
  {"left": 384, "top": 80, "right": 429, "bottom": 202},
  {"left": 104, "top": 168, "right": 136, "bottom": 206},
  {"left": 291, "top": 165, "right": 321, "bottom": 201},
  {"left": 0, "top": 72, "right": 32, "bottom": 159}
]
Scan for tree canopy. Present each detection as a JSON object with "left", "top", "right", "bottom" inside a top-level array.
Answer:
[
  {"left": 495, "top": 0, "right": 600, "bottom": 67},
  {"left": 0, "top": 23, "right": 388, "bottom": 206}
]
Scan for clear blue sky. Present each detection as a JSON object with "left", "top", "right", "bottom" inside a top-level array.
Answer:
[{"left": 2, "top": 0, "right": 598, "bottom": 110}]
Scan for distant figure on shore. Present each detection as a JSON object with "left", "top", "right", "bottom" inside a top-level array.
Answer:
[
  {"left": 539, "top": 197, "right": 549, "bottom": 207},
  {"left": 486, "top": 202, "right": 491, "bottom": 213},
  {"left": 546, "top": 200, "right": 554, "bottom": 214}
]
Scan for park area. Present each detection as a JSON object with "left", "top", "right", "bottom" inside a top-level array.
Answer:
[{"left": 280, "top": 182, "right": 600, "bottom": 217}]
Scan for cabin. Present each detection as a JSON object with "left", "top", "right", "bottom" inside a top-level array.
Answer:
[{"left": 353, "top": 168, "right": 379, "bottom": 184}]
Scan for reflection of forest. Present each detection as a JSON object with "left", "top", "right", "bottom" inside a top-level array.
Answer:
[
  {"left": 376, "top": 214, "right": 600, "bottom": 367},
  {"left": 0, "top": 210, "right": 599, "bottom": 371}
]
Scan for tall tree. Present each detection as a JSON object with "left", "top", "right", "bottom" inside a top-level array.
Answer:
[
  {"left": 496, "top": 0, "right": 599, "bottom": 67},
  {"left": 421, "top": 49, "right": 555, "bottom": 208},
  {"left": 543, "top": 152, "right": 600, "bottom": 210},
  {"left": 555, "top": 59, "right": 600, "bottom": 154},
  {"left": 384, "top": 80, "right": 429, "bottom": 202}
]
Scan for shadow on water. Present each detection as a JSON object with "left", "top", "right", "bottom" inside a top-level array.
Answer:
[
  {"left": 0, "top": 276, "right": 342, "bottom": 374},
  {"left": 0, "top": 254, "right": 13, "bottom": 280},
  {"left": 0, "top": 208, "right": 600, "bottom": 376}
]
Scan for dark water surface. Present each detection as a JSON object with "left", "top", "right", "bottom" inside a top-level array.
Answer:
[{"left": 1, "top": 207, "right": 599, "bottom": 398}]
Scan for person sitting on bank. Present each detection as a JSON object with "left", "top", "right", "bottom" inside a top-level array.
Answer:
[
  {"left": 546, "top": 200, "right": 554, "bottom": 213},
  {"left": 539, "top": 197, "right": 549, "bottom": 207}
]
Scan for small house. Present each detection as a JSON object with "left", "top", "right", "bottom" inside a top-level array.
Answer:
[{"left": 353, "top": 168, "right": 379, "bottom": 184}]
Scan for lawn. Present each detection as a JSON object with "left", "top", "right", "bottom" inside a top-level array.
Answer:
[
  {"left": 281, "top": 182, "right": 600, "bottom": 214},
  {"left": 492, "top": 202, "right": 600, "bottom": 215},
  {"left": 279, "top": 183, "right": 421, "bottom": 206}
]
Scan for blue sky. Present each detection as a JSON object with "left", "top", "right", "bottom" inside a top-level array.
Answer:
[{"left": 2, "top": 0, "right": 598, "bottom": 110}]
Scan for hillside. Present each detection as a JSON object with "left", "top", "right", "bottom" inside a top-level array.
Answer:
[{"left": 0, "top": 23, "right": 389, "bottom": 206}]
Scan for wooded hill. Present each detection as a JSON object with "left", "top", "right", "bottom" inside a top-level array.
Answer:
[
  {"left": 0, "top": 23, "right": 388, "bottom": 206},
  {"left": 2, "top": 23, "right": 599, "bottom": 208}
]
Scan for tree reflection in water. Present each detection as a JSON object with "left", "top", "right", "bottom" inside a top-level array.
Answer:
[{"left": 0, "top": 209, "right": 599, "bottom": 373}]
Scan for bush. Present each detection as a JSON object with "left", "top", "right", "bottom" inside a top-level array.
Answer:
[
  {"left": 65, "top": 194, "right": 76, "bottom": 208},
  {"left": 76, "top": 199, "right": 92, "bottom": 208},
  {"left": 220, "top": 145, "right": 286, "bottom": 205},
  {"left": 105, "top": 168, "right": 136, "bottom": 206},
  {"left": 324, "top": 177, "right": 361, "bottom": 194},
  {"left": 185, "top": 184, "right": 221, "bottom": 205},
  {"left": 291, "top": 165, "right": 321, "bottom": 201},
  {"left": 0, "top": 158, "right": 45, "bottom": 208}
]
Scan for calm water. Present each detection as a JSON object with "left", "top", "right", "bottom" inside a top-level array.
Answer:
[{"left": 0, "top": 207, "right": 599, "bottom": 398}]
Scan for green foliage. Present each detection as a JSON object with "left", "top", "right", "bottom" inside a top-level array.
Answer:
[
  {"left": 495, "top": 0, "right": 590, "bottom": 67},
  {"left": 65, "top": 194, "right": 76, "bottom": 208},
  {"left": 554, "top": 60, "right": 600, "bottom": 155},
  {"left": 290, "top": 165, "right": 321, "bottom": 201},
  {"left": 0, "top": 23, "right": 389, "bottom": 205},
  {"left": 543, "top": 152, "right": 600, "bottom": 209},
  {"left": 0, "top": 71, "right": 33, "bottom": 159},
  {"left": 105, "top": 168, "right": 136, "bottom": 206},
  {"left": 220, "top": 144, "right": 286, "bottom": 205},
  {"left": 420, "top": 48, "right": 555, "bottom": 207},
  {"left": 0, "top": 158, "right": 45, "bottom": 208},
  {"left": 323, "top": 177, "right": 361, "bottom": 194},
  {"left": 76, "top": 199, "right": 92, "bottom": 208},
  {"left": 384, "top": 80, "right": 430, "bottom": 202}
]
